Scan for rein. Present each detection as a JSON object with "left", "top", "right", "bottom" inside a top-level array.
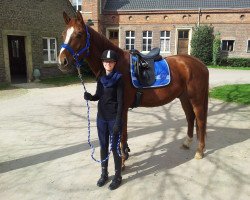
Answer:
[{"left": 60, "top": 24, "right": 121, "bottom": 163}]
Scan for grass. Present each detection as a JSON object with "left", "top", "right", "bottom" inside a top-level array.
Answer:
[
  {"left": 210, "top": 84, "right": 250, "bottom": 105},
  {"left": 41, "top": 74, "right": 95, "bottom": 86},
  {"left": 208, "top": 65, "right": 250, "bottom": 70},
  {"left": 0, "top": 83, "right": 17, "bottom": 90}
]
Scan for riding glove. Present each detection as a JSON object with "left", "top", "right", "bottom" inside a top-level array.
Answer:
[{"left": 84, "top": 92, "right": 93, "bottom": 101}]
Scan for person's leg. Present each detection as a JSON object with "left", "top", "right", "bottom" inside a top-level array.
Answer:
[
  {"left": 108, "top": 120, "right": 122, "bottom": 190},
  {"left": 96, "top": 118, "right": 109, "bottom": 187}
]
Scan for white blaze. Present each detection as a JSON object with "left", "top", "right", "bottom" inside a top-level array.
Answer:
[{"left": 58, "top": 27, "right": 74, "bottom": 64}]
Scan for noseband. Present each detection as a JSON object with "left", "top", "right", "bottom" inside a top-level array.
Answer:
[{"left": 61, "top": 25, "right": 90, "bottom": 68}]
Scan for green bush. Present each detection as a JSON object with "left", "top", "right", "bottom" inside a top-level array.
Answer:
[
  {"left": 191, "top": 25, "right": 214, "bottom": 65},
  {"left": 212, "top": 32, "right": 221, "bottom": 65},
  {"left": 219, "top": 58, "right": 250, "bottom": 67}
]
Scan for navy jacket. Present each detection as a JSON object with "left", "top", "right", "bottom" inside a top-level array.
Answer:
[{"left": 92, "top": 74, "right": 124, "bottom": 124}]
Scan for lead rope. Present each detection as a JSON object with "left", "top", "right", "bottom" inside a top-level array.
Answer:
[{"left": 77, "top": 68, "right": 121, "bottom": 163}]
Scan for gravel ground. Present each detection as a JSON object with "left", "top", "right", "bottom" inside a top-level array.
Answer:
[{"left": 0, "top": 68, "right": 250, "bottom": 200}]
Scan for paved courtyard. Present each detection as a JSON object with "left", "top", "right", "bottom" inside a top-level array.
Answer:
[{"left": 0, "top": 68, "right": 250, "bottom": 200}]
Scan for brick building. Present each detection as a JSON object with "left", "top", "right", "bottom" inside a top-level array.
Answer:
[
  {"left": 79, "top": 0, "right": 250, "bottom": 58},
  {"left": 0, "top": 0, "right": 75, "bottom": 83},
  {"left": 1, "top": 0, "right": 250, "bottom": 83}
]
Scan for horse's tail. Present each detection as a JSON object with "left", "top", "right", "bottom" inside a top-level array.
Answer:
[
  {"left": 203, "top": 67, "right": 209, "bottom": 136},
  {"left": 195, "top": 67, "right": 209, "bottom": 139},
  {"left": 203, "top": 69, "right": 209, "bottom": 137}
]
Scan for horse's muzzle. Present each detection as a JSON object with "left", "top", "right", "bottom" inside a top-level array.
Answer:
[{"left": 57, "top": 56, "right": 71, "bottom": 72}]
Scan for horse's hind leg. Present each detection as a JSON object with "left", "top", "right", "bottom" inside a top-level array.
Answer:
[
  {"left": 190, "top": 96, "right": 208, "bottom": 159},
  {"left": 179, "top": 93, "right": 195, "bottom": 149},
  {"left": 192, "top": 106, "right": 207, "bottom": 159}
]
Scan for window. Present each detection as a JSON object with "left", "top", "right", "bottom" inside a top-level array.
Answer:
[
  {"left": 109, "top": 30, "right": 118, "bottom": 39},
  {"left": 160, "top": 31, "right": 170, "bottom": 52},
  {"left": 72, "top": 0, "right": 82, "bottom": 11},
  {"left": 247, "top": 40, "right": 250, "bottom": 52},
  {"left": 125, "top": 31, "right": 135, "bottom": 50},
  {"left": 142, "top": 31, "right": 152, "bottom": 51},
  {"left": 178, "top": 30, "right": 189, "bottom": 39},
  {"left": 222, "top": 40, "right": 235, "bottom": 52},
  {"left": 43, "top": 38, "right": 57, "bottom": 63}
]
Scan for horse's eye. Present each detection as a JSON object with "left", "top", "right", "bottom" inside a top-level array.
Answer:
[{"left": 76, "top": 32, "right": 83, "bottom": 38}]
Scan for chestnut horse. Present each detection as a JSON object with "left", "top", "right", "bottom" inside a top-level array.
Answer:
[{"left": 58, "top": 11, "right": 209, "bottom": 169}]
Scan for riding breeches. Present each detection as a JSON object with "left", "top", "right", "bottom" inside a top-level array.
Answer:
[{"left": 96, "top": 117, "right": 121, "bottom": 151}]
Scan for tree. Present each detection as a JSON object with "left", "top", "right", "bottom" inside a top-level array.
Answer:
[
  {"left": 212, "top": 32, "right": 221, "bottom": 65},
  {"left": 191, "top": 25, "right": 214, "bottom": 65}
]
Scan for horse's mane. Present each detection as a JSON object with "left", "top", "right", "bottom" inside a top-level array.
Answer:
[
  {"left": 88, "top": 26, "right": 124, "bottom": 55},
  {"left": 84, "top": 25, "right": 125, "bottom": 77}
]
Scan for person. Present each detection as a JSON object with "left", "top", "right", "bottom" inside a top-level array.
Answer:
[{"left": 84, "top": 49, "right": 124, "bottom": 190}]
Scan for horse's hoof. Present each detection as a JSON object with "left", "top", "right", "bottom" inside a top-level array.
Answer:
[
  {"left": 124, "top": 152, "right": 129, "bottom": 160},
  {"left": 182, "top": 137, "right": 192, "bottom": 149},
  {"left": 121, "top": 165, "right": 126, "bottom": 171},
  {"left": 124, "top": 147, "right": 130, "bottom": 160},
  {"left": 194, "top": 151, "right": 203, "bottom": 159}
]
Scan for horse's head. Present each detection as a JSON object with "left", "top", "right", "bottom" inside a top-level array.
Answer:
[{"left": 58, "top": 11, "right": 90, "bottom": 72}]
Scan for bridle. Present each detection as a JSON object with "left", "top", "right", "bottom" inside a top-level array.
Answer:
[{"left": 60, "top": 24, "right": 90, "bottom": 68}]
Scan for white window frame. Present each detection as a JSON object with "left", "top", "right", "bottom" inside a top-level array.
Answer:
[
  {"left": 142, "top": 31, "right": 152, "bottom": 52},
  {"left": 160, "top": 31, "right": 170, "bottom": 53},
  {"left": 247, "top": 40, "right": 250, "bottom": 53},
  {"left": 72, "top": 0, "right": 82, "bottom": 11},
  {"left": 125, "top": 31, "right": 135, "bottom": 50},
  {"left": 43, "top": 38, "right": 57, "bottom": 64},
  {"left": 221, "top": 40, "right": 235, "bottom": 52}
]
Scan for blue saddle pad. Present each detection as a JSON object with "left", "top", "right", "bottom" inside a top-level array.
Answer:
[{"left": 130, "top": 55, "right": 171, "bottom": 88}]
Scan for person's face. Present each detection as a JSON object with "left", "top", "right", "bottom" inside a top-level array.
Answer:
[{"left": 102, "top": 60, "right": 116, "bottom": 73}]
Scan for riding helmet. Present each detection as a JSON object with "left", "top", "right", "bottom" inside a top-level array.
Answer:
[{"left": 101, "top": 49, "right": 118, "bottom": 61}]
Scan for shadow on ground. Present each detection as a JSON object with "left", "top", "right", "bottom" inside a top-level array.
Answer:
[{"left": 1, "top": 100, "right": 249, "bottom": 179}]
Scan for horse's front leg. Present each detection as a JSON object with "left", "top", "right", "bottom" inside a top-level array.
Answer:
[{"left": 120, "top": 109, "right": 129, "bottom": 170}]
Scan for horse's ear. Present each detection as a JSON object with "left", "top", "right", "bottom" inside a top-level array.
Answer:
[
  {"left": 63, "top": 11, "right": 71, "bottom": 24},
  {"left": 76, "top": 10, "right": 85, "bottom": 24}
]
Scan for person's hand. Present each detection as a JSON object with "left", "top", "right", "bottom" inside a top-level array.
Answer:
[
  {"left": 113, "top": 123, "right": 120, "bottom": 135},
  {"left": 84, "top": 92, "right": 92, "bottom": 101}
]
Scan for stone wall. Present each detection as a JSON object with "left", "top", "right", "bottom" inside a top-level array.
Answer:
[{"left": 0, "top": 0, "right": 75, "bottom": 82}]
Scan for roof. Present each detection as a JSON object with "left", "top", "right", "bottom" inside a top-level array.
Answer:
[{"left": 104, "top": 0, "right": 250, "bottom": 11}]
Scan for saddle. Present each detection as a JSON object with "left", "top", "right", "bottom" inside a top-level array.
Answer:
[{"left": 130, "top": 48, "right": 162, "bottom": 87}]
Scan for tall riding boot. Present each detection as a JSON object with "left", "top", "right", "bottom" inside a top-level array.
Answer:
[
  {"left": 109, "top": 150, "right": 122, "bottom": 190},
  {"left": 97, "top": 148, "right": 109, "bottom": 187}
]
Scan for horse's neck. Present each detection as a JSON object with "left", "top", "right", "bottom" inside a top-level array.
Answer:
[{"left": 86, "top": 27, "right": 122, "bottom": 77}]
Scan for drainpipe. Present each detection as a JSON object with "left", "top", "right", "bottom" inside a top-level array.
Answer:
[{"left": 198, "top": 8, "right": 201, "bottom": 26}]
